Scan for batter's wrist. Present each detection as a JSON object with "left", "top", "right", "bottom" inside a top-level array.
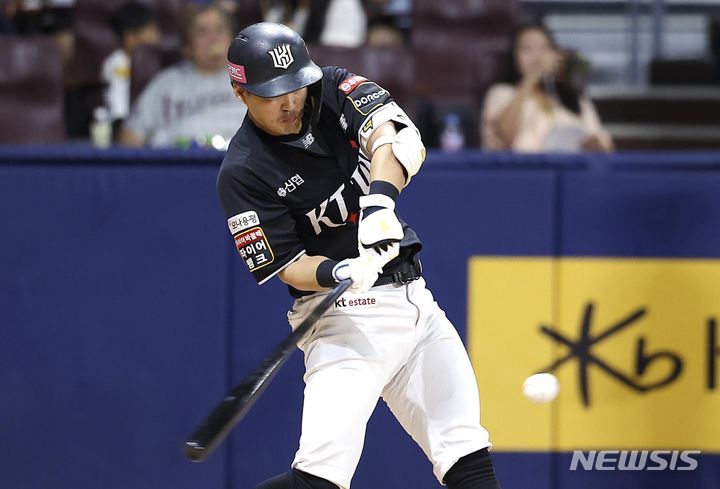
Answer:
[
  {"left": 362, "top": 181, "right": 400, "bottom": 218},
  {"left": 369, "top": 180, "right": 399, "bottom": 201},
  {"left": 316, "top": 258, "right": 339, "bottom": 287}
]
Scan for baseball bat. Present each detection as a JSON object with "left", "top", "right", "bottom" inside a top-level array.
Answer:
[{"left": 183, "top": 279, "right": 352, "bottom": 462}]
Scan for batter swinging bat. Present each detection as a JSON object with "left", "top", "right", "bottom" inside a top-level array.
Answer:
[{"left": 184, "top": 279, "right": 352, "bottom": 462}]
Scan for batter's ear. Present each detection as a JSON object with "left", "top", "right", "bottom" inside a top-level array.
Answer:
[{"left": 232, "top": 83, "right": 247, "bottom": 102}]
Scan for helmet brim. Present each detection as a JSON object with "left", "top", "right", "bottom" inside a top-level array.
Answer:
[{"left": 242, "top": 62, "right": 323, "bottom": 98}]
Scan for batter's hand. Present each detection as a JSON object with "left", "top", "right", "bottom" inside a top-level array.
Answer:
[
  {"left": 332, "top": 243, "right": 399, "bottom": 293},
  {"left": 358, "top": 194, "right": 404, "bottom": 252}
]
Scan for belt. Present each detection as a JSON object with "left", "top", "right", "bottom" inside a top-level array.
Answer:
[{"left": 374, "top": 257, "right": 422, "bottom": 287}]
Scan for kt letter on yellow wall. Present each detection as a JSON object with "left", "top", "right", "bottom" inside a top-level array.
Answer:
[{"left": 467, "top": 257, "right": 720, "bottom": 452}]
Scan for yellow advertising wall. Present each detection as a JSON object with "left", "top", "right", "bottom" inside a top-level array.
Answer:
[{"left": 467, "top": 257, "right": 720, "bottom": 452}]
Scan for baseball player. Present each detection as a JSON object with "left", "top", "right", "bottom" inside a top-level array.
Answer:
[{"left": 218, "top": 22, "right": 501, "bottom": 489}]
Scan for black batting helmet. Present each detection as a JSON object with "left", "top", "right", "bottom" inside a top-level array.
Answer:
[{"left": 227, "top": 22, "right": 323, "bottom": 122}]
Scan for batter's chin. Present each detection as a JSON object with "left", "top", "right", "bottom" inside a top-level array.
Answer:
[{"left": 279, "top": 117, "right": 302, "bottom": 135}]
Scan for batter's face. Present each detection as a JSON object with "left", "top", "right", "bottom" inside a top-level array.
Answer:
[
  {"left": 514, "top": 28, "right": 554, "bottom": 78},
  {"left": 235, "top": 86, "right": 308, "bottom": 136}
]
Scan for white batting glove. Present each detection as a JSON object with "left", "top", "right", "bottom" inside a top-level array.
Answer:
[
  {"left": 332, "top": 243, "right": 399, "bottom": 293},
  {"left": 358, "top": 194, "right": 404, "bottom": 252}
]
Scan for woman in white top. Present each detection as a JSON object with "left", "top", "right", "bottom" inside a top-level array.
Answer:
[{"left": 481, "top": 23, "right": 614, "bottom": 153}]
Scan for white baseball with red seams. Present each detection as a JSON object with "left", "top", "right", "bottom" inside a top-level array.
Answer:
[{"left": 286, "top": 278, "right": 492, "bottom": 489}]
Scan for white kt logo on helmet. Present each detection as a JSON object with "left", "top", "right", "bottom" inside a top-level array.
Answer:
[{"left": 268, "top": 44, "right": 294, "bottom": 70}]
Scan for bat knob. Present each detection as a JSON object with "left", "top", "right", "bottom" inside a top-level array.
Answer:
[{"left": 184, "top": 440, "right": 207, "bottom": 462}]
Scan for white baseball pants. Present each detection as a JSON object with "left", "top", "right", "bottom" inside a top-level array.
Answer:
[{"left": 286, "top": 277, "right": 492, "bottom": 489}]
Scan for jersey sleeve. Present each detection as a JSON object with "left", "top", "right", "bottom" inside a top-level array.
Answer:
[
  {"left": 217, "top": 163, "right": 306, "bottom": 285},
  {"left": 322, "top": 66, "right": 395, "bottom": 148}
]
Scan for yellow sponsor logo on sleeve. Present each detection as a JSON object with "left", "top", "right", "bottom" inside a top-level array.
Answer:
[{"left": 467, "top": 257, "right": 720, "bottom": 452}]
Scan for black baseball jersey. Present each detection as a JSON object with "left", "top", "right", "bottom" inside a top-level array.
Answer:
[{"left": 217, "top": 66, "right": 422, "bottom": 297}]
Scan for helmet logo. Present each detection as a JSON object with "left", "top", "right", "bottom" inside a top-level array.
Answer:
[{"left": 268, "top": 44, "right": 294, "bottom": 70}]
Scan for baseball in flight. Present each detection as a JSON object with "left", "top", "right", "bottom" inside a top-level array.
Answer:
[{"left": 522, "top": 372, "right": 560, "bottom": 403}]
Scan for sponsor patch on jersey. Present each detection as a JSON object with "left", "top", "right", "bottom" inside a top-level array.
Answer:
[
  {"left": 227, "top": 61, "right": 246, "bottom": 83},
  {"left": 234, "top": 227, "right": 274, "bottom": 271},
  {"left": 338, "top": 75, "right": 368, "bottom": 94},
  {"left": 334, "top": 294, "right": 378, "bottom": 310},
  {"left": 227, "top": 211, "right": 260, "bottom": 235},
  {"left": 277, "top": 174, "right": 305, "bottom": 197},
  {"left": 347, "top": 83, "right": 388, "bottom": 116}
]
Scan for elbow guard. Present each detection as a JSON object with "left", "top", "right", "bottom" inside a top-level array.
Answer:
[{"left": 358, "top": 102, "right": 426, "bottom": 186}]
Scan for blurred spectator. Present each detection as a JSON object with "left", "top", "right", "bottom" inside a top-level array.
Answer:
[
  {"left": 0, "top": 0, "right": 17, "bottom": 33},
  {"left": 6, "top": 0, "right": 77, "bottom": 139},
  {"left": 101, "top": 1, "right": 160, "bottom": 128},
  {"left": 481, "top": 22, "right": 613, "bottom": 153},
  {"left": 201, "top": 0, "right": 262, "bottom": 30},
  {"left": 210, "top": 0, "right": 238, "bottom": 16},
  {"left": 118, "top": 4, "right": 246, "bottom": 148},
  {"left": 366, "top": 15, "right": 404, "bottom": 47},
  {"left": 12, "top": 0, "right": 75, "bottom": 66},
  {"left": 364, "top": 0, "right": 410, "bottom": 43},
  {"left": 262, "top": 0, "right": 366, "bottom": 47}
]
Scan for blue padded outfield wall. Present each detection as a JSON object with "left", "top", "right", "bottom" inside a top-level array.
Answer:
[{"left": 1, "top": 148, "right": 719, "bottom": 489}]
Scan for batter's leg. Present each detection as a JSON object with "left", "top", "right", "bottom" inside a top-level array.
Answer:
[
  {"left": 256, "top": 468, "right": 339, "bottom": 489},
  {"left": 382, "top": 280, "right": 494, "bottom": 484},
  {"left": 443, "top": 448, "right": 501, "bottom": 489},
  {"left": 291, "top": 354, "right": 389, "bottom": 488},
  {"left": 289, "top": 287, "right": 418, "bottom": 488}
]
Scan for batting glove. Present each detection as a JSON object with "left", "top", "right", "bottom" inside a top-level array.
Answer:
[
  {"left": 358, "top": 182, "right": 403, "bottom": 252},
  {"left": 332, "top": 243, "right": 399, "bottom": 293}
]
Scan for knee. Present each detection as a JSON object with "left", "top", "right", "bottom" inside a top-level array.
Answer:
[
  {"left": 256, "top": 469, "right": 339, "bottom": 489},
  {"left": 292, "top": 469, "right": 339, "bottom": 489},
  {"left": 443, "top": 448, "right": 501, "bottom": 489}
]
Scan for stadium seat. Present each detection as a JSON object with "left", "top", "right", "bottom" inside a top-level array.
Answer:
[
  {"left": 62, "top": 0, "right": 184, "bottom": 137},
  {"left": 414, "top": 0, "right": 518, "bottom": 35},
  {"left": 649, "top": 58, "right": 715, "bottom": 85},
  {"left": 0, "top": 37, "right": 66, "bottom": 143},
  {"left": 68, "top": 0, "right": 183, "bottom": 88},
  {"left": 411, "top": 0, "right": 519, "bottom": 147},
  {"left": 233, "top": 2, "right": 263, "bottom": 30},
  {"left": 66, "top": 0, "right": 118, "bottom": 88},
  {"left": 308, "top": 44, "right": 416, "bottom": 114}
]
